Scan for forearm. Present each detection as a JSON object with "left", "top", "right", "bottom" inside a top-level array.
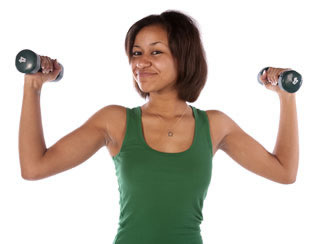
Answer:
[
  {"left": 273, "top": 93, "right": 299, "bottom": 181},
  {"left": 18, "top": 78, "right": 47, "bottom": 178}
]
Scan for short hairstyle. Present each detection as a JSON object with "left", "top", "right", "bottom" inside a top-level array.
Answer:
[{"left": 125, "top": 10, "right": 208, "bottom": 102}]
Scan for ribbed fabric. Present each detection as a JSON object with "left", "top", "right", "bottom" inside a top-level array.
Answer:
[{"left": 112, "top": 105, "right": 213, "bottom": 244}]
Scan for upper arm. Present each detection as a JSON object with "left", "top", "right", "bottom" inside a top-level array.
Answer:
[
  {"left": 214, "top": 111, "right": 291, "bottom": 184},
  {"left": 26, "top": 105, "right": 118, "bottom": 180}
]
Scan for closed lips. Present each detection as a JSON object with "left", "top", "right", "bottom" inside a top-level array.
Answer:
[{"left": 137, "top": 72, "right": 157, "bottom": 76}]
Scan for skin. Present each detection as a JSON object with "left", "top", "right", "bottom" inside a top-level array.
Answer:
[{"left": 19, "top": 25, "right": 298, "bottom": 185}]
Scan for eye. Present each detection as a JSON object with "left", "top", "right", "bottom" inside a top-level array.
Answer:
[
  {"left": 152, "top": 51, "right": 162, "bottom": 55},
  {"left": 132, "top": 51, "right": 142, "bottom": 56}
]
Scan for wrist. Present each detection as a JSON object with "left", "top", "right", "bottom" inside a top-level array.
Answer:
[
  {"left": 24, "top": 77, "right": 43, "bottom": 92},
  {"left": 278, "top": 91, "right": 296, "bottom": 102}
]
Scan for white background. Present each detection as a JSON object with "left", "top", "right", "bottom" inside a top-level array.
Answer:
[{"left": 1, "top": 0, "right": 315, "bottom": 243}]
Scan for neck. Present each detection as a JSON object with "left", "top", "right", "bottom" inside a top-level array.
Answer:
[{"left": 142, "top": 93, "right": 189, "bottom": 119}]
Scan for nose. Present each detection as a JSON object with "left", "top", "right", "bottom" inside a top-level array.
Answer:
[{"left": 136, "top": 56, "right": 151, "bottom": 69}]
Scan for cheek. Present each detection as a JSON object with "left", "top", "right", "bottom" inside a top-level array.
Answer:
[
  {"left": 159, "top": 58, "right": 177, "bottom": 76},
  {"left": 166, "top": 61, "right": 178, "bottom": 79},
  {"left": 130, "top": 61, "right": 135, "bottom": 70},
  {"left": 130, "top": 63, "right": 137, "bottom": 76}
]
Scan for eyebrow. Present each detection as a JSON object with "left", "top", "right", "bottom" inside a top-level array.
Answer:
[{"left": 133, "top": 41, "right": 167, "bottom": 48}]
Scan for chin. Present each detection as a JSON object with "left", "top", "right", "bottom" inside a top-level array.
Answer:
[
  {"left": 136, "top": 82, "right": 150, "bottom": 94},
  {"left": 139, "top": 87, "right": 152, "bottom": 94},
  {"left": 137, "top": 79, "right": 153, "bottom": 90}
]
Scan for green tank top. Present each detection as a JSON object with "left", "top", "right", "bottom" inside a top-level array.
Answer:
[{"left": 112, "top": 105, "right": 213, "bottom": 244}]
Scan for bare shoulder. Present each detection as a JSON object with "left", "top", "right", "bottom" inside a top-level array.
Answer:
[
  {"left": 87, "top": 104, "right": 127, "bottom": 145},
  {"left": 205, "top": 109, "right": 236, "bottom": 155}
]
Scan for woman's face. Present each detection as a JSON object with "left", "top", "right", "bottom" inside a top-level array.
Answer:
[{"left": 131, "top": 25, "right": 178, "bottom": 94}]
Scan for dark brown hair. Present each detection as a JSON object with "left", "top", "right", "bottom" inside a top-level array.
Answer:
[{"left": 125, "top": 10, "right": 208, "bottom": 102}]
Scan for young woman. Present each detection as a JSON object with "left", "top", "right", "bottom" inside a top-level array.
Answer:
[{"left": 19, "top": 10, "right": 299, "bottom": 244}]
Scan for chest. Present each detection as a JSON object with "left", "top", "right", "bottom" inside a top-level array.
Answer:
[
  {"left": 106, "top": 109, "right": 219, "bottom": 158},
  {"left": 140, "top": 115, "right": 196, "bottom": 153}
]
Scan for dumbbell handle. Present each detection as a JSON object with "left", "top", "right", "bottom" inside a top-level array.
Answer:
[{"left": 15, "top": 49, "right": 64, "bottom": 82}]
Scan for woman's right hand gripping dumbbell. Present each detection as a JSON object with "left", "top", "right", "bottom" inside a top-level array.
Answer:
[
  {"left": 24, "top": 56, "right": 62, "bottom": 90},
  {"left": 15, "top": 49, "right": 64, "bottom": 89}
]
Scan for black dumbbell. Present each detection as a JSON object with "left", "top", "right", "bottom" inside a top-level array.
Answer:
[
  {"left": 15, "top": 49, "right": 64, "bottom": 82},
  {"left": 257, "top": 67, "right": 302, "bottom": 93}
]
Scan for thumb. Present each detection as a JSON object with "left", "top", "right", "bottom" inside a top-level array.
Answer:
[{"left": 51, "top": 59, "right": 62, "bottom": 78}]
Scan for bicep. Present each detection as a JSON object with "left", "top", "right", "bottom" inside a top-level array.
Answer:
[
  {"left": 30, "top": 107, "right": 110, "bottom": 180},
  {"left": 219, "top": 113, "right": 289, "bottom": 184}
]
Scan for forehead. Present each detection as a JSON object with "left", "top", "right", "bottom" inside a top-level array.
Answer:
[{"left": 134, "top": 25, "right": 168, "bottom": 46}]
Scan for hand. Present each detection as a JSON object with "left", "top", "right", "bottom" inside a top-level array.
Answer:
[
  {"left": 259, "top": 67, "right": 292, "bottom": 95},
  {"left": 24, "top": 56, "right": 62, "bottom": 88}
]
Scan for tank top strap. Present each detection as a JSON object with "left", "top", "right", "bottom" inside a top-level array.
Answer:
[
  {"left": 125, "top": 106, "right": 139, "bottom": 142},
  {"left": 193, "top": 106, "right": 213, "bottom": 157},
  {"left": 112, "top": 106, "right": 142, "bottom": 159}
]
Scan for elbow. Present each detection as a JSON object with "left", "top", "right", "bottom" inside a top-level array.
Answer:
[
  {"left": 285, "top": 166, "right": 298, "bottom": 185},
  {"left": 276, "top": 158, "right": 298, "bottom": 185},
  {"left": 22, "top": 174, "right": 39, "bottom": 181},
  {"left": 276, "top": 174, "right": 296, "bottom": 184},
  {"left": 281, "top": 177, "right": 296, "bottom": 184},
  {"left": 21, "top": 171, "right": 38, "bottom": 181},
  {"left": 20, "top": 164, "right": 40, "bottom": 181},
  {"left": 281, "top": 171, "right": 297, "bottom": 185},
  {"left": 285, "top": 175, "right": 296, "bottom": 184}
]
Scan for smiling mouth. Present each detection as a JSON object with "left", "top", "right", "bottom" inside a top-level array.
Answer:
[{"left": 137, "top": 72, "right": 157, "bottom": 77}]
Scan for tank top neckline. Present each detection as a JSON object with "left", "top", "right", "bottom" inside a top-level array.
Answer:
[{"left": 137, "top": 105, "right": 197, "bottom": 156}]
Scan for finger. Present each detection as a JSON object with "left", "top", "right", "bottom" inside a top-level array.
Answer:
[
  {"left": 266, "top": 67, "right": 272, "bottom": 83},
  {"left": 267, "top": 67, "right": 277, "bottom": 84},
  {"left": 40, "top": 55, "right": 45, "bottom": 70},
  {"left": 264, "top": 80, "right": 278, "bottom": 91},
  {"left": 52, "top": 59, "right": 61, "bottom": 76},
  {"left": 269, "top": 68, "right": 277, "bottom": 84},
  {"left": 53, "top": 59, "right": 58, "bottom": 69},
  {"left": 42, "top": 56, "right": 54, "bottom": 73},
  {"left": 273, "top": 68, "right": 281, "bottom": 83},
  {"left": 269, "top": 68, "right": 275, "bottom": 83},
  {"left": 260, "top": 69, "right": 268, "bottom": 83},
  {"left": 44, "top": 57, "right": 51, "bottom": 72},
  {"left": 264, "top": 79, "right": 273, "bottom": 89},
  {"left": 275, "top": 68, "right": 284, "bottom": 83},
  {"left": 40, "top": 56, "right": 46, "bottom": 71},
  {"left": 41, "top": 56, "right": 50, "bottom": 73},
  {"left": 45, "top": 57, "right": 53, "bottom": 73}
]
